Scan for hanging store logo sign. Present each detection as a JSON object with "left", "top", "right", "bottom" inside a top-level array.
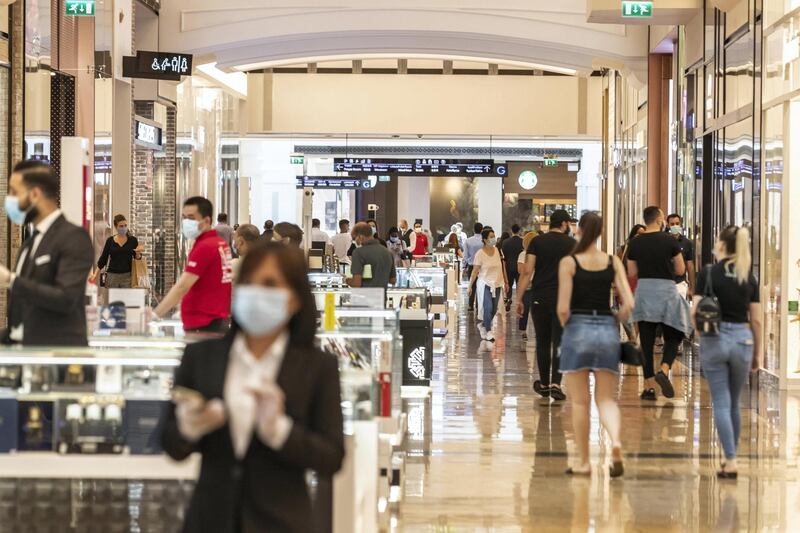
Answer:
[
  {"left": 622, "top": 1, "right": 652, "bottom": 17},
  {"left": 543, "top": 158, "right": 558, "bottom": 167},
  {"left": 518, "top": 170, "right": 539, "bottom": 190},
  {"left": 290, "top": 154, "right": 305, "bottom": 165},
  {"left": 66, "top": 0, "right": 95, "bottom": 16},
  {"left": 134, "top": 117, "right": 163, "bottom": 150},
  {"left": 407, "top": 347, "right": 427, "bottom": 380}
]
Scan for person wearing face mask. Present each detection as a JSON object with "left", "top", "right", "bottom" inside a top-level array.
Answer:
[
  {"left": 366, "top": 219, "right": 387, "bottom": 247},
  {"left": 409, "top": 221, "right": 429, "bottom": 257},
  {"left": 231, "top": 224, "right": 261, "bottom": 280},
  {"left": 347, "top": 222, "right": 396, "bottom": 289},
  {"left": 92, "top": 214, "right": 144, "bottom": 290},
  {"left": 667, "top": 213, "right": 696, "bottom": 299},
  {"left": 162, "top": 241, "right": 345, "bottom": 532},
  {"left": 0, "top": 161, "right": 94, "bottom": 346},
  {"left": 468, "top": 228, "right": 509, "bottom": 342},
  {"left": 515, "top": 209, "right": 577, "bottom": 401},
  {"left": 627, "top": 206, "right": 691, "bottom": 401},
  {"left": 154, "top": 196, "right": 233, "bottom": 334},
  {"left": 386, "top": 226, "right": 411, "bottom": 267}
]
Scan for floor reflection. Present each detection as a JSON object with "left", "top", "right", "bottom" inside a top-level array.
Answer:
[{"left": 397, "top": 291, "right": 800, "bottom": 532}]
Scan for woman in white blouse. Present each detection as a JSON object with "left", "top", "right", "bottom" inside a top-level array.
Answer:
[
  {"left": 468, "top": 228, "right": 509, "bottom": 341},
  {"left": 162, "top": 241, "right": 344, "bottom": 532}
]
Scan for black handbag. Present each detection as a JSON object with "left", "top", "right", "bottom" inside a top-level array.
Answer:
[
  {"left": 696, "top": 266, "right": 722, "bottom": 335},
  {"left": 620, "top": 341, "right": 643, "bottom": 366}
]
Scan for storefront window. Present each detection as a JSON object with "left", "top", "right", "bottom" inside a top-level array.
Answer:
[
  {"left": 724, "top": 32, "right": 755, "bottom": 114},
  {"left": 762, "top": 104, "right": 784, "bottom": 374}
]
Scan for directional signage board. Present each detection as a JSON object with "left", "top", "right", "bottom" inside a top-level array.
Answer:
[
  {"left": 137, "top": 51, "right": 193, "bottom": 77},
  {"left": 295, "top": 176, "right": 375, "bottom": 190},
  {"left": 622, "top": 1, "right": 652, "bottom": 17},
  {"left": 544, "top": 158, "right": 558, "bottom": 167},
  {"left": 334, "top": 158, "right": 508, "bottom": 177}
]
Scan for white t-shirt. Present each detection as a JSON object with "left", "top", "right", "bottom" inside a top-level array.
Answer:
[
  {"left": 311, "top": 228, "right": 331, "bottom": 244},
  {"left": 474, "top": 248, "right": 504, "bottom": 289},
  {"left": 330, "top": 232, "right": 352, "bottom": 260}
]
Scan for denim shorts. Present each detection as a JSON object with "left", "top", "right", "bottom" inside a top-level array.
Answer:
[{"left": 560, "top": 313, "right": 620, "bottom": 373}]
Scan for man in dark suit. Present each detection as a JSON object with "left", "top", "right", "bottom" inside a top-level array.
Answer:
[{"left": 0, "top": 161, "right": 94, "bottom": 346}]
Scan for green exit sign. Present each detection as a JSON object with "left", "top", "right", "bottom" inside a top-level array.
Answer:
[
  {"left": 622, "top": 1, "right": 652, "bottom": 17},
  {"left": 544, "top": 158, "right": 558, "bottom": 167},
  {"left": 65, "top": 0, "right": 95, "bottom": 16},
  {"left": 290, "top": 154, "right": 304, "bottom": 165}
]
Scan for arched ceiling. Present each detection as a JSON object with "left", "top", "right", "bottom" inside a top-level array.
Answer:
[{"left": 159, "top": 0, "right": 648, "bottom": 78}]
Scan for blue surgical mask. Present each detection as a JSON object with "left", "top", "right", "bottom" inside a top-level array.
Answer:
[
  {"left": 389, "top": 236, "right": 399, "bottom": 243},
  {"left": 669, "top": 225, "right": 683, "bottom": 235},
  {"left": 488, "top": 237, "right": 497, "bottom": 246},
  {"left": 371, "top": 226, "right": 377, "bottom": 236},
  {"left": 233, "top": 286, "right": 290, "bottom": 336},
  {"left": 4, "top": 196, "right": 27, "bottom": 225},
  {"left": 117, "top": 227, "right": 128, "bottom": 236},
  {"left": 182, "top": 219, "right": 200, "bottom": 241}
]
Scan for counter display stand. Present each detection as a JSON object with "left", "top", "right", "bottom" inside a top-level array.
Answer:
[
  {"left": 0, "top": 312, "right": 404, "bottom": 533},
  {"left": 393, "top": 267, "right": 450, "bottom": 336}
]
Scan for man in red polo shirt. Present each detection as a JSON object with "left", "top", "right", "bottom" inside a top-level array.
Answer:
[{"left": 154, "top": 196, "right": 233, "bottom": 333}]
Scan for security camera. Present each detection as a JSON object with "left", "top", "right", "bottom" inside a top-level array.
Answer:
[{"left": 417, "top": 134, "right": 423, "bottom": 139}]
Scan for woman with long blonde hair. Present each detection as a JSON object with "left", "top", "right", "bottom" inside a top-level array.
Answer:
[{"left": 693, "top": 225, "right": 762, "bottom": 479}]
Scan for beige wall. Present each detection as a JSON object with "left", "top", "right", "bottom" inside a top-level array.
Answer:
[{"left": 255, "top": 73, "right": 602, "bottom": 137}]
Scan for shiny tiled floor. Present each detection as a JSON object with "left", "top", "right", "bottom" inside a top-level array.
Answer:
[{"left": 397, "top": 294, "right": 800, "bottom": 532}]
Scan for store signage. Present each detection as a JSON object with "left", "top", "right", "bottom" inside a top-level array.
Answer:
[
  {"left": 290, "top": 154, "right": 305, "bottom": 165},
  {"left": 295, "top": 176, "right": 375, "bottom": 189},
  {"left": 334, "top": 158, "right": 508, "bottom": 177},
  {"left": 133, "top": 117, "right": 163, "bottom": 150},
  {"left": 518, "top": 170, "right": 539, "bottom": 190},
  {"left": 543, "top": 158, "right": 558, "bottom": 167},
  {"left": 66, "top": 0, "right": 95, "bottom": 16},
  {"left": 622, "top": 1, "right": 652, "bottom": 17},
  {"left": 407, "top": 347, "right": 427, "bottom": 380},
  {"left": 137, "top": 51, "right": 193, "bottom": 77}
]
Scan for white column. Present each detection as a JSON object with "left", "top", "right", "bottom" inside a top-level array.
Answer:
[
  {"left": 478, "top": 176, "right": 503, "bottom": 232},
  {"left": 577, "top": 142, "right": 603, "bottom": 216},
  {"left": 397, "top": 177, "right": 430, "bottom": 227}
]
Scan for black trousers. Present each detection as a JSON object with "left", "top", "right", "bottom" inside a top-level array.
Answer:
[
  {"left": 531, "top": 301, "right": 563, "bottom": 386},
  {"left": 519, "top": 289, "right": 532, "bottom": 331},
  {"left": 186, "top": 317, "right": 231, "bottom": 335},
  {"left": 638, "top": 321, "right": 683, "bottom": 379},
  {"left": 466, "top": 265, "right": 478, "bottom": 309}
]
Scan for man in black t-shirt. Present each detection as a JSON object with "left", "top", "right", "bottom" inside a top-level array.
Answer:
[
  {"left": 667, "top": 213, "right": 696, "bottom": 299},
  {"left": 515, "top": 209, "right": 576, "bottom": 401},
  {"left": 501, "top": 224, "right": 524, "bottom": 309},
  {"left": 627, "top": 206, "right": 688, "bottom": 401}
]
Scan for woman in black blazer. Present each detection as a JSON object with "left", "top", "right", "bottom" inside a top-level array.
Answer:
[{"left": 162, "top": 241, "right": 345, "bottom": 533}]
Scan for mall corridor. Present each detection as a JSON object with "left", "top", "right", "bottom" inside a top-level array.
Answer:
[{"left": 398, "top": 291, "right": 800, "bottom": 532}]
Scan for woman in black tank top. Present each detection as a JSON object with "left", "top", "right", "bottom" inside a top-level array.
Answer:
[{"left": 556, "top": 213, "right": 635, "bottom": 478}]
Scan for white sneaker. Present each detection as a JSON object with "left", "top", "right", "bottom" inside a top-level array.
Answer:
[
  {"left": 477, "top": 324, "right": 487, "bottom": 339},
  {"left": 486, "top": 331, "right": 495, "bottom": 342}
]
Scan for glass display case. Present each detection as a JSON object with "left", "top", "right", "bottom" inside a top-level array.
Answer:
[
  {"left": 308, "top": 272, "right": 348, "bottom": 289},
  {"left": 312, "top": 287, "right": 430, "bottom": 314},
  {"left": 392, "top": 267, "right": 448, "bottom": 304}
]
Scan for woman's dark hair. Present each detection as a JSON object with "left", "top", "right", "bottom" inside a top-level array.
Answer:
[
  {"left": 627, "top": 224, "right": 645, "bottom": 242},
  {"left": 573, "top": 212, "right": 603, "bottom": 255},
  {"left": 235, "top": 241, "right": 316, "bottom": 348},
  {"left": 113, "top": 214, "right": 127, "bottom": 227},
  {"left": 274, "top": 222, "right": 303, "bottom": 246},
  {"left": 480, "top": 228, "right": 495, "bottom": 243},
  {"left": 387, "top": 226, "right": 399, "bottom": 239}
]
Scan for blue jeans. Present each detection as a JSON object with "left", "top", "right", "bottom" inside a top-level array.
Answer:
[
  {"left": 699, "top": 323, "right": 754, "bottom": 460},
  {"left": 483, "top": 286, "right": 501, "bottom": 330}
]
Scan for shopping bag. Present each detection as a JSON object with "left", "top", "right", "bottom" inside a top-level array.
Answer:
[{"left": 131, "top": 257, "right": 151, "bottom": 289}]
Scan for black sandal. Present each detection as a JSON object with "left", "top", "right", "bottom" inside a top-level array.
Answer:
[
  {"left": 717, "top": 470, "right": 738, "bottom": 480},
  {"left": 609, "top": 461, "right": 624, "bottom": 478},
  {"left": 565, "top": 467, "right": 591, "bottom": 476}
]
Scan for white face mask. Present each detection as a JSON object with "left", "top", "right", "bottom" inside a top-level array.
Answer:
[
  {"left": 233, "top": 286, "right": 291, "bottom": 337},
  {"left": 487, "top": 237, "right": 497, "bottom": 247},
  {"left": 182, "top": 219, "right": 200, "bottom": 241}
]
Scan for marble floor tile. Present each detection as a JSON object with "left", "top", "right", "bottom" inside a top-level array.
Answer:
[{"left": 396, "top": 294, "right": 800, "bottom": 532}]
